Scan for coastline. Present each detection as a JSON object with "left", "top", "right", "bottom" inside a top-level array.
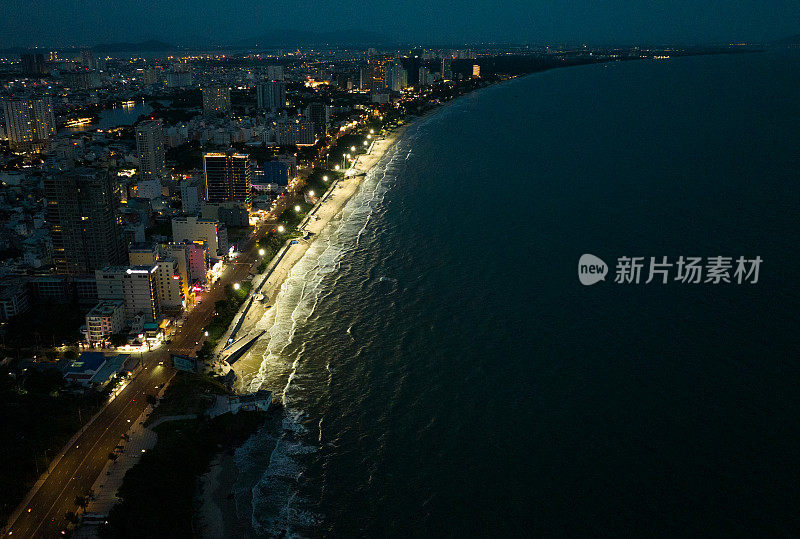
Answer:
[
  {"left": 198, "top": 452, "right": 254, "bottom": 538},
  {"left": 197, "top": 122, "right": 412, "bottom": 536},
  {"left": 219, "top": 122, "right": 411, "bottom": 390}
]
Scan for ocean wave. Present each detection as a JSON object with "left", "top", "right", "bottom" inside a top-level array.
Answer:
[{"left": 232, "top": 129, "right": 417, "bottom": 536}]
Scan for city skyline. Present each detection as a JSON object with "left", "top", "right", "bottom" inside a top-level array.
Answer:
[{"left": 2, "top": 0, "right": 799, "bottom": 50}]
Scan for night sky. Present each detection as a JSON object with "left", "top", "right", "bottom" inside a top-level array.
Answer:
[{"left": 3, "top": 0, "right": 799, "bottom": 48}]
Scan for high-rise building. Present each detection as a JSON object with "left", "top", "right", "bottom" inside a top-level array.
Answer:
[
  {"left": 137, "top": 67, "right": 158, "bottom": 86},
  {"left": 80, "top": 48, "right": 96, "bottom": 69},
  {"left": 472, "top": 64, "right": 481, "bottom": 78},
  {"left": 256, "top": 81, "right": 286, "bottom": 112},
  {"left": 166, "top": 70, "right": 192, "bottom": 88},
  {"left": 2, "top": 95, "right": 56, "bottom": 151},
  {"left": 20, "top": 52, "right": 47, "bottom": 75},
  {"left": 45, "top": 168, "right": 124, "bottom": 274},
  {"left": 385, "top": 60, "right": 408, "bottom": 92},
  {"left": 304, "top": 102, "right": 329, "bottom": 136},
  {"left": 441, "top": 58, "right": 453, "bottom": 81},
  {"left": 135, "top": 119, "right": 166, "bottom": 180},
  {"left": 359, "top": 65, "right": 374, "bottom": 90},
  {"left": 62, "top": 69, "right": 100, "bottom": 90},
  {"left": 203, "top": 151, "right": 251, "bottom": 209},
  {"left": 122, "top": 265, "right": 158, "bottom": 322},
  {"left": 266, "top": 65, "right": 285, "bottom": 81},
  {"left": 202, "top": 85, "right": 231, "bottom": 116},
  {"left": 152, "top": 258, "right": 184, "bottom": 312},
  {"left": 418, "top": 66, "right": 431, "bottom": 86},
  {"left": 273, "top": 117, "right": 316, "bottom": 146}
]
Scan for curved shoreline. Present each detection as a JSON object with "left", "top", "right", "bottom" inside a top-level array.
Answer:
[{"left": 219, "top": 123, "right": 411, "bottom": 393}]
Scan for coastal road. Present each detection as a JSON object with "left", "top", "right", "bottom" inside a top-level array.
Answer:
[
  {"left": 5, "top": 358, "right": 171, "bottom": 537},
  {"left": 4, "top": 226, "right": 268, "bottom": 537}
]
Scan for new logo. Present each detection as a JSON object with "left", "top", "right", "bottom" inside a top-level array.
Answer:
[{"left": 578, "top": 254, "right": 608, "bottom": 285}]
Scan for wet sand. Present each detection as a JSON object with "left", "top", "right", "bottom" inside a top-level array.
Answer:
[{"left": 221, "top": 125, "right": 409, "bottom": 389}]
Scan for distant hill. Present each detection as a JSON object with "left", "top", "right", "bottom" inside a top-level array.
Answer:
[
  {"left": 91, "top": 40, "right": 175, "bottom": 52},
  {"left": 235, "top": 29, "right": 393, "bottom": 48}
]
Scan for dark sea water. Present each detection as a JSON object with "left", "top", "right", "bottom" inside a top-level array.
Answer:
[{"left": 234, "top": 51, "right": 800, "bottom": 537}]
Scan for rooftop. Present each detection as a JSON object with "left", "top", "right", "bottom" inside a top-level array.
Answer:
[
  {"left": 87, "top": 299, "right": 124, "bottom": 316},
  {"left": 65, "top": 352, "right": 106, "bottom": 374},
  {"left": 89, "top": 354, "right": 128, "bottom": 385}
]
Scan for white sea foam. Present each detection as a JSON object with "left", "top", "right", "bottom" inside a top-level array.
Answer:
[{"left": 235, "top": 129, "right": 419, "bottom": 536}]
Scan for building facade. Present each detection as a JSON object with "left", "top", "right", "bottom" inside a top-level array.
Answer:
[
  {"left": 273, "top": 118, "right": 316, "bottom": 146},
  {"left": 256, "top": 81, "right": 286, "bottom": 112},
  {"left": 203, "top": 151, "right": 251, "bottom": 209},
  {"left": 2, "top": 95, "right": 56, "bottom": 151},
  {"left": 202, "top": 85, "right": 231, "bottom": 116},
  {"left": 45, "top": 168, "right": 124, "bottom": 274},
  {"left": 171, "top": 215, "right": 224, "bottom": 260},
  {"left": 122, "top": 265, "right": 158, "bottom": 322},
  {"left": 85, "top": 300, "right": 125, "bottom": 346},
  {"left": 304, "top": 102, "right": 329, "bottom": 136},
  {"left": 180, "top": 176, "right": 204, "bottom": 214},
  {"left": 135, "top": 119, "right": 166, "bottom": 180}
]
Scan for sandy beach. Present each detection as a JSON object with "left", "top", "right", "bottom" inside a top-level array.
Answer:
[
  {"left": 197, "top": 125, "right": 409, "bottom": 532},
  {"left": 215, "top": 124, "right": 409, "bottom": 386},
  {"left": 198, "top": 452, "right": 256, "bottom": 538}
]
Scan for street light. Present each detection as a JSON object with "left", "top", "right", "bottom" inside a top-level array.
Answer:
[
  {"left": 294, "top": 205, "right": 301, "bottom": 212},
  {"left": 323, "top": 175, "right": 328, "bottom": 182},
  {"left": 259, "top": 248, "right": 265, "bottom": 256},
  {"left": 277, "top": 225, "right": 285, "bottom": 233},
  {"left": 334, "top": 165, "right": 340, "bottom": 171},
  {"left": 233, "top": 283, "right": 240, "bottom": 290},
  {"left": 309, "top": 190, "right": 315, "bottom": 197},
  {"left": 204, "top": 331, "right": 209, "bottom": 337},
  {"left": 350, "top": 146, "right": 356, "bottom": 152},
  {"left": 363, "top": 141, "right": 368, "bottom": 146},
  {"left": 370, "top": 129, "right": 374, "bottom": 134}
]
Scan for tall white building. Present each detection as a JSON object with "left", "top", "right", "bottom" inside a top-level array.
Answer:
[
  {"left": 2, "top": 95, "right": 56, "bottom": 151},
  {"left": 385, "top": 61, "right": 408, "bottom": 92},
  {"left": 123, "top": 265, "right": 159, "bottom": 323},
  {"left": 135, "top": 119, "right": 166, "bottom": 180}
]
